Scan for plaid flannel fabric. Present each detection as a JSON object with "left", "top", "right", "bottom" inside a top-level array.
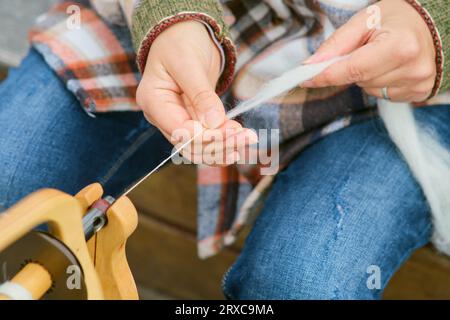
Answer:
[
  {"left": 29, "top": 0, "right": 450, "bottom": 258},
  {"left": 30, "top": 1, "right": 140, "bottom": 113}
]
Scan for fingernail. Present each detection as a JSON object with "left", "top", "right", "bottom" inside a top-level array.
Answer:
[{"left": 204, "top": 109, "right": 224, "bottom": 129}]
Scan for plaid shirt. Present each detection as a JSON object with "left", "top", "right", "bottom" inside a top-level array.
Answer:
[{"left": 30, "top": 0, "right": 450, "bottom": 258}]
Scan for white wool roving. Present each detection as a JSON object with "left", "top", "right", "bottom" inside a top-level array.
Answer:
[
  {"left": 228, "top": 56, "right": 450, "bottom": 255},
  {"left": 379, "top": 100, "right": 450, "bottom": 254},
  {"left": 226, "top": 56, "right": 349, "bottom": 119}
]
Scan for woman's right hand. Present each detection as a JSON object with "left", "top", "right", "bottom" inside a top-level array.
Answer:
[{"left": 136, "top": 21, "right": 257, "bottom": 165}]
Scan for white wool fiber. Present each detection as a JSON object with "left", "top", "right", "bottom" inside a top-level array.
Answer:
[
  {"left": 226, "top": 56, "right": 348, "bottom": 120},
  {"left": 379, "top": 100, "right": 450, "bottom": 254}
]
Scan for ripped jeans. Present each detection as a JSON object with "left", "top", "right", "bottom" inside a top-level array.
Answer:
[{"left": 2, "top": 49, "right": 450, "bottom": 299}]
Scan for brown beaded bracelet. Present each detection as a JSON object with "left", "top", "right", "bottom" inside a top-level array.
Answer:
[{"left": 404, "top": 0, "right": 444, "bottom": 98}]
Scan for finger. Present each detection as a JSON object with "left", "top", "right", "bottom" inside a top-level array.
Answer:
[
  {"left": 356, "top": 69, "right": 409, "bottom": 88},
  {"left": 203, "top": 120, "right": 244, "bottom": 143},
  {"left": 224, "top": 151, "right": 241, "bottom": 165},
  {"left": 180, "top": 148, "right": 240, "bottom": 166},
  {"left": 184, "top": 127, "right": 257, "bottom": 157},
  {"left": 357, "top": 65, "right": 435, "bottom": 90},
  {"left": 217, "top": 119, "right": 244, "bottom": 132},
  {"left": 215, "top": 150, "right": 241, "bottom": 166},
  {"left": 170, "top": 120, "right": 240, "bottom": 146},
  {"left": 168, "top": 55, "right": 226, "bottom": 129},
  {"left": 223, "top": 129, "right": 258, "bottom": 152},
  {"left": 197, "top": 119, "right": 244, "bottom": 146},
  {"left": 181, "top": 93, "right": 198, "bottom": 121},
  {"left": 178, "top": 120, "right": 244, "bottom": 155},
  {"left": 164, "top": 123, "right": 245, "bottom": 150},
  {"left": 169, "top": 118, "right": 253, "bottom": 157},
  {"left": 204, "top": 129, "right": 258, "bottom": 155},
  {"left": 302, "top": 39, "right": 401, "bottom": 88},
  {"left": 152, "top": 113, "right": 244, "bottom": 154},
  {"left": 304, "top": 9, "right": 374, "bottom": 64},
  {"left": 162, "top": 128, "right": 239, "bottom": 166}
]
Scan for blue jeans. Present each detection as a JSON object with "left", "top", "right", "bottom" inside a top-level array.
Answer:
[
  {"left": 0, "top": 49, "right": 172, "bottom": 203},
  {"left": 2, "top": 49, "right": 450, "bottom": 299}
]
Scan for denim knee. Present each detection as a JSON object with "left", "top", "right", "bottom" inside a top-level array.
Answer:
[
  {"left": 221, "top": 118, "right": 435, "bottom": 300},
  {"left": 222, "top": 250, "right": 382, "bottom": 300}
]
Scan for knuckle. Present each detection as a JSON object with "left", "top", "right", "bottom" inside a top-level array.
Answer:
[
  {"left": 412, "top": 84, "right": 431, "bottom": 96},
  {"left": 413, "top": 65, "right": 435, "bottom": 81},
  {"left": 411, "top": 93, "right": 428, "bottom": 102},
  {"left": 346, "top": 62, "right": 365, "bottom": 83},
  {"left": 396, "top": 41, "right": 420, "bottom": 61},
  {"left": 320, "top": 70, "right": 334, "bottom": 85},
  {"left": 324, "top": 34, "right": 339, "bottom": 49}
]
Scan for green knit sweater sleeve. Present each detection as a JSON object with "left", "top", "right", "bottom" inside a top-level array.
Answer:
[
  {"left": 130, "top": 0, "right": 236, "bottom": 94},
  {"left": 407, "top": 0, "right": 450, "bottom": 95}
]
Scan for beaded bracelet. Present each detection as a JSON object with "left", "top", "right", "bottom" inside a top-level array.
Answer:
[{"left": 405, "top": 0, "right": 444, "bottom": 98}]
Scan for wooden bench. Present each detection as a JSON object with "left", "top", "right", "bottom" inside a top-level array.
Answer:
[{"left": 1, "top": 0, "right": 450, "bottom": 300}]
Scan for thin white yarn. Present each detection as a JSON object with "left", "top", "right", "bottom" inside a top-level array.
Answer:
[{"left": 0, "top": 281, "right": 33, "bottom": 300}]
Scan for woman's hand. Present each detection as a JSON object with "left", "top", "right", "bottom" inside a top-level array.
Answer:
[
  {"left": 302, "top": 0, "right": 436, "bottom": 102},
  {"left": 137, "top": 21, "right": 257, "bottom": 165}
]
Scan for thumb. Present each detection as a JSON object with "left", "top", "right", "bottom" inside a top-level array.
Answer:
[
  {"left": 304, "top": 9, "right": 373, "bottom": 64},
  {"left": 188, "top": 84, "right": 226, "bottom": 129},
  {"left": 172, "top": 59, "right": 225, "bottom": 129}
]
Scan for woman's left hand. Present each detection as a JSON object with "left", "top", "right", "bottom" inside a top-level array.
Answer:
[{"left": 301, "top": 0, "right": 437, "bottom": 102}]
